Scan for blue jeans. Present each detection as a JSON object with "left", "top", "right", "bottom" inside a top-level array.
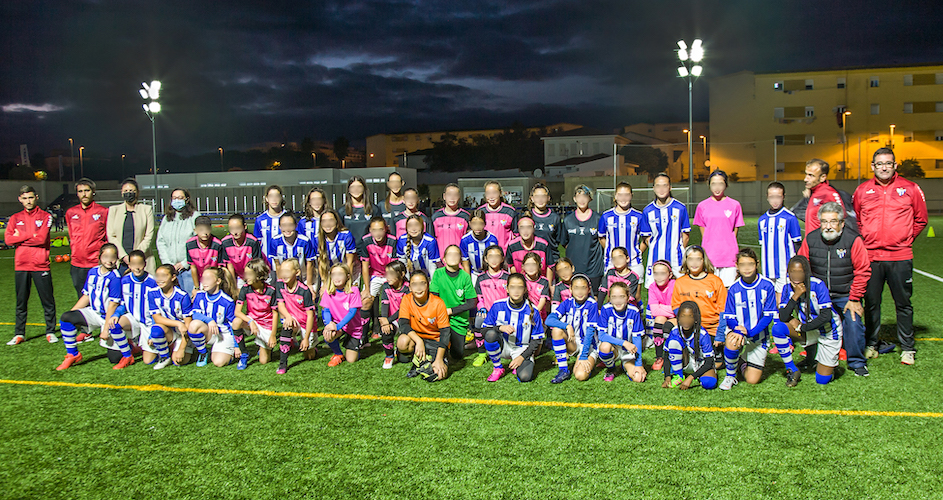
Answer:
[
  {"left": 833, "top": 296, "right": 866, "bottom": 369},
  {"left": 178, "top": 268, "right": 195, "bottom": 294}
]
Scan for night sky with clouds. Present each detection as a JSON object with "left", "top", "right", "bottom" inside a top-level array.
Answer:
[{"left": 2, "top": 1, "right": 942, "bottom": 161}]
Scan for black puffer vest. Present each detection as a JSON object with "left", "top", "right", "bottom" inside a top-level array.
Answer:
[{"left": 805, "top": 228, "right": 860, "bottom": 299}]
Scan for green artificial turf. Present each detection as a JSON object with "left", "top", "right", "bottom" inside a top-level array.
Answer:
[{"left": 0, "top": 217, "right": 941, "bottom": 499}]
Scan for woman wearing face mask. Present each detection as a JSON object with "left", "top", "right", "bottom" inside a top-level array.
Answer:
[
  {"left": 107, "top": 178, "right": 156, "bottom": 274},
  {"left": 157, "top": 187, "right": 201, "bottom": 293}
]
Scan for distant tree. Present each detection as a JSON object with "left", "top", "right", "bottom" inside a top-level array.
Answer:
[
  {"left": 300, "top": 137, "right": 315, "bottom": 154},
  {"left": 899, "top": 158, "right": 925, "bottom": 179},
  {"left": 728, "top": 171, "right": 740, "bottom": 182},
  {"left": 424, "top": 124, "right": 545, "bottom": 172},
  {"left": 8, "top": 165, "right": 34, "bottom": 180},
  {"left": 618, "top": 145, "right": 669, "bottom": 180},
  {"left": 333, "top": 136, "right": 350, "bottom": 163}
]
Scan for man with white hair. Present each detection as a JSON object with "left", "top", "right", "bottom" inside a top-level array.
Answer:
[{"left": 798, "top": 202, "right": 872, "bottom": 376}]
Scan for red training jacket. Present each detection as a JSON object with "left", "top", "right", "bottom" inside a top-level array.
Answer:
[
  {"left": 65, "top": 201, "right": 109, "bottom": 268},
  {"left": 805, "top": 180, "right": 845, "bottom": 236},
  {"left": 4, "top": 207, "right": 53, "bottom": 271},
  {"left": 852, "top": 173, "right": 928, "bottom": 262}
]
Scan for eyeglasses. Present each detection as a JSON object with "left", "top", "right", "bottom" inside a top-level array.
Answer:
[
  {"left": 873, "top": 162, "right": 896, "bottom": 168},
  {"left": 820, "top": 219, "right": 842, "bottom": 227}
]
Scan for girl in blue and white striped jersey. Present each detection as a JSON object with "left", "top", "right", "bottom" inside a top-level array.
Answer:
[
  {"left": 56, "top": 243, "right": 123, "bottom": 371},
  {"left": 105, "top": 250, "right": 159, "bottom": 369},
  {"left": 146, "top": 264, "right": 193, "bottom": 369},
  {"left": 187, "top": 266, "right": 238, "bottom": 368},
  {"left": 481, "top": 273, "right": 544, "bottom": 383},
  {"left": 592, "top": 282, "right": 647, "bottom": 383},
  {"left": 397, "top": 214, "right": 440, "bottom": 276},
  {"left": 719, "top": 248, "right": 778, "bottom": 390},
  {"left": 662, "top": 301, "right": 717, "bottom": 390},
  {"left": 545, "top": 274, "right": 599, "bottom": 384}
]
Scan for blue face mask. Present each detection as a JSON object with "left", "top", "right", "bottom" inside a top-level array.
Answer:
[{"left": 171, "top": 199, "right": 186, "bottom": 211}]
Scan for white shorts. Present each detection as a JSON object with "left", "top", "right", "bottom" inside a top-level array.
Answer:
[
  {"left": 570, "top": 339, "right": 597, "bottom": 360},
  {"left": 805, "top": 332, "right": 842, "bottom": 368},
  {"left": 741, "top": 335, "right": 769, "bottom": 368},
  {"left": 716, "top": 267, "right": 738, "bottom": 288},
  {"left": 140, "top": 325, "right": 193, "bottom": 354},
  {"left": 283, "top": 324, "right": 315, "bottom": 344},
  {"left": 93, "top": 311, "right": 142, "bottom": 351},
  {"left": 76, "top": 307, "right": 107, "bottom": 334},
  {"left": 368, "top": 276, "right": 386, "bottom": 297},
  {"left": 645, "top": 264, "right": 683, "bottom": 288},
  {"left": 770, "top": 276, "right": 789, "bottom": 294},
  {"left": 629, "top": 264, "right": 644, "bottom": 282},
  {"left": 612, "top": 343, "right": 641, "bottom": 364},
  {"left": 253, "top": 325, "right": 275, "bottom": 348},
  {"left": 498, "top": 342, "right": 530, "bottom": 361},
  {"left": 236, "top": 277, "right": 246, "bottom": 289},
  {"left": 207, "top": 329, "right": 236, "bottom": 356}
]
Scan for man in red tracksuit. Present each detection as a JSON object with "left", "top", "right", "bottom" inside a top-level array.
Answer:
[
  {"left": 4, "top": 185, "right": 58, "bottom": 345},
  {"left": 802, "top": 159, "right": 845, "bottom": 236},
  {"left": 65, "top": 178, "right": 108, "bottom": 297},
  {"left": 853, "top": 147, "right": 928, "bottom": 366}
]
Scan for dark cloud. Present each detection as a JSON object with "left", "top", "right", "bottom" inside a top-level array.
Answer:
[{"left": 1, "top": 0, "right": 942, "bottom": 162}]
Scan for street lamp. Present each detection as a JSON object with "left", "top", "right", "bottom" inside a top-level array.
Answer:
[
  {"left": 699, "top": 135, "right": 707, "bottom": 161},
  {"left": 889, "top": 124, "right": 895, "bottom": 147},
  {"left": 311, "top": 152, "right": 317, "bottom": 168},
  {"left": 68, "top": 138, "right": 75, "bottom": 181},
  {"left": 121, "top": 154, "right": 126, "bottom": 180},
  {"left": 677, "top": 38, "right": 703, "bottom": 194},
  {"left": 140, "top": 80, "right": 161, "bottom": 202},
  {"left": 219, "top": 147, "right": 224, "bottom": 172},
  {"left": 841, "top": 111, "right": 851, "bottom": 178},
  {"left": 79, "top": 146, "right": 85, "bottom": 178}
]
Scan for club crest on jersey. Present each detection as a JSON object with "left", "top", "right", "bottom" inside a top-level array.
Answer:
[
  {"left": 705, "top": 290, "right": 714, "bottom": 298},
  {"left": 813, "top": 198, "right": 822, "bottom": 206},
  {"left": 92, "top": 214, "right": 101, "bottom": 221},
  {"left": 456, "top": 288, "right": 464, "bottom": 297},
  {"left": 216, "top": 309, "right": 225, "bottom": 323},
  {"left": 428, "top": 317, "right": 436, "bottom": 325},
  {"left": 724, "top": 210, "right": 732, "bottom": 218},
  {"left": 896, "top": 188, "right": 906, "bottom": 196},
  {"left": 72, "top": 214, "right": 80, "bottom": 219},
  {"left": 296, "top": 297, "right": 304, "bottom": 305},
  {"left": 837, "top": 248, "right": 847, "bottom": 258},
  {"left": 35, "top": 219, "right": 43, "bottom": 227}
]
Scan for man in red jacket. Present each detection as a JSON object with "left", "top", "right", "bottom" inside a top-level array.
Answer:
[
  {"left": 65, "top": 178, "right": 108, "bottom": 297},
  {"left": 4, "top": 185, "right": 58, "bottom": 345},
  {"left": 853, "top": 148, "right": 928, "bottom": 366},
  {"left": 801, "top": 159, "right": 845, "bottom": 236}
]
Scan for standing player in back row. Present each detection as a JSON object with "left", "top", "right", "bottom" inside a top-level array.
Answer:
[
  {"left": 479, "top": 180, "right": 517, "bottom": 249},
  {"left": 641, "top": 173, "right": 690, "bottom": 287},
  {"left": 431, "top": 183, "right": 471, "bottom": 258},
  {"left": 561, "top": 185, "right": 604, "bottom": 293},
  {"left": 253, "top": 185, "right": 286, "bottom": 271},
  {"left": 598, "top": 182, "right": 647, "bottom": 279},
  {"left": 758, "top": 182, "right": 802, "bottom": 303}
]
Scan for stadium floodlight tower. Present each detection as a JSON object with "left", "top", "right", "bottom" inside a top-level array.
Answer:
[
  {"left": 139, "top": 80, "right": 161, "bottom": 204},
  {"left": 677, "top": 39, "right": 703, "bottom": 198}
]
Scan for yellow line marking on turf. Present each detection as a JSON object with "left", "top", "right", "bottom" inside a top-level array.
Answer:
[{"left": 0, "top": 379, "right": 940, "bottom": 419}]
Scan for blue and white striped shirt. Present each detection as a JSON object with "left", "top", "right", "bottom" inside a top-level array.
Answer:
[
  {"left": 780, "top": 277, "right": 843, "bottom": 340},
  {"left": 598, "top": 207, "right": 645, "bottom": 268},
  {"left": 192, "top": 291, "right": 236, "bottom": 334},
  {"left": 641, "top": 198, "right": 690, "bottom": 269},
  {"left": 482, "top": 298, "right": 545, "bottom": 348},
  {"left": 272, "top": 233, "right": 316, "bottom": 272},
  {"left": 459, "top": 231, "right": 499, "bottom": 274},
  {"left": 121, "top": 273, "right": 159, "bottom": 327},
  {"left": 758, "top": 208, "right": 802, "bottom": 279},
  {"left": 396, "top": 233, "right": 440, "bottom": 274},
  {"left": 147, "top": 287, "right": 193, "bottom": 323},
  {"left": 723, "top": 276, "right": 777, "bottom": 338},
  {"left": 311, "top": 230, "right": 357, "bottom": 266},
  {"left": 82, "top": 267, "right": 122, "bottom": 318}
]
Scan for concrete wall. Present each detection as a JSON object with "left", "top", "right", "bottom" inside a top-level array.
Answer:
[{"left": 0, "top": 180, "right": 120, "bottom": 217}]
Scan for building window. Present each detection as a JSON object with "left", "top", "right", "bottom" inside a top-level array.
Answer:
[
  {"left": 936, "top": 131, "right": 943, "bottom": 141},
  {"left": 773, "top": 107, "right": 784, "bottom": 119},
  {"left": 937, "top": 102, "right": 943, "bottom": 112},
  {"left": 904, "top": 102, "right": 913, "bottom": 114},
  {"left": 775, "top": 135, "right": 784, "bottom": 145},
  {"left": 773, "top": 81, "right": 783, "bottom": 91},
  {"left": 904, "top": 74, "right": 913, "bottom": 86},
  {"left": 870, "top": 77, "right": 880, "bottom": 87},
  {"left": 593, "top": 142, "right": 600, "bottom": 154},
  {"left": 805, "top": 135, "right": 815, "bottom": 145},
  {"left": 836, "top": 77, "right": 846, "bottom": 89},
  {"left": 559, "top": 144, "right": 568, "bottom": 157},
  {"left": 871, "top": 103, "right": 880, "bottom": 115},
  {"left": 805, "top": 106, "right": 815, "bottom": 117},
  {"left": 937, "top": 74, "right": 943, "bottom": 85},
  {"left": 776, "top": 162, "right": 785, "bottom": 172},
  {"left": 869, "top": 132, "right": 880, "bottom": 143},
  {"left": 805, "top": 79, "right": 814, "bottom": 90},
  {"left": 903, "top": 131, "right": 914, "bottom": 142},
  {"left": 547, "top": 143, "right": 555, "bottom": 157}
]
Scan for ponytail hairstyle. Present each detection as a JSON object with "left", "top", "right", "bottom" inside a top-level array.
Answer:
[
  {"left": 326, "top": 263, "right": 353, "bottom": 295},
  {"left": 652, "top": 172, "right": 672, "bottom": 200},
  {"left": 156, "top": 263, "right": 179, "bottom": 287},
  {"left": 344, "top": 175, "right": 373, "bottom": 217},
  {"left": 204, "top": 266, "right": 237, "bottom": 298},
  {"left": 676, "top": 300, "right": 703, "bottom": 358},
  {"left": 385, "top": 260, "right": 408, "bottom": 288},
  {"left": 469, "top": 209, "right": 487, "bottom": 232},
  {"left": 304, "top": 187, "right": 329, "bottom": 220},
  {"left": 245, "top": 257, "right": 271, "bottom": 285},
  {"left": 521, "top": 251, "right": 543, "bottom": 278},
  {"left": 317, "top": 209, "right": 346, "bottom": 282},
  {"left": 483, "top": 180, "right": 505, "bottom": 205},
  {"left": 385, "top": 171, "right": 404, "bottom": 213},
  {"left": 507, "top": 272, "right": 540, "bottom": 324},
  {"left": 404, "top": 214, "right": 426, "bottom": 274},
  {"left": 735, "top": 247, "right": 759, "bottom": 280},
  {"left": 528, "top": 182, "right": 550, "bottom": 212},
  {"left": 265, "top": 184, "right": 286, "bottom": 213}
]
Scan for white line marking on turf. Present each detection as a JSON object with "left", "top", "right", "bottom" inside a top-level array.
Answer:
[{"left": 914, "top": 269, "right": 943, "bottom": 284}]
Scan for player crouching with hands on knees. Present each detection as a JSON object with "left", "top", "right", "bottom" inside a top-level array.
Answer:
[
  {"left": 662, "top": 301, "right": 718, "bottom": 390},
  {"left": 274, "top": 259, "right": 317, "bottom": 374},
  {"left": 396, "top": 271, "right": 450, "bottom": 382},
  {"left": 145, "top": 264, "right": 193, "bottom": 369},
  {"left": 231, "top": 258, "right": 278, "bottom": 368},
  {"left": 481, "top": 273, "right": 544, "bottom": 382},
  {"left": 188, "top": 266, "right": 238, "bottom": 368},
  {"left": 544, "top": 274, "right": 600, "bottom": 384},
  {"left": 594, "top": 282, "right": 647, "bottom": 382}
]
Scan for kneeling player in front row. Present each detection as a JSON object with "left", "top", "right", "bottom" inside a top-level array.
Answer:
[
  {"left": 107, "top": 250, "right": 158, "bottom": 369},
  {"left": 719, "top": 248, "right": 777, "bottom": 390},
  {"left": 321, "top": 263, "right": 366, "bottom": 367},
  {"left": 771, "top": 255, "right": 843, "bottom": 387},
  {"left": 545, "top": 274, "right": 599, "bottom": 384},
  {"left": 593, "top": 282, "right": 646, "bottom": 382},
  {"left": 145, "top": 264, "right": 193, "bottom": 369},
  {"left": 481, "top": 273, "right": 544, "bottom": 382},
  {"left": 232, "top": 258, "right": 278, "bottom": 368},
  {"left": 377, "top": 261, "right": 410, "bottom": 369},
  {"left": 662, "top": 301, "right": 718, "bottom": 390},
  {"left": 56, "top": 243, "right": 123, "bottom": 370},
  {"left": 274, "top": 259, "right": 317, "bottom": 374},
  {"left": 187, "top": 266, "right": 238, "bottom": 368},
  {"left": 396, "top": 271, "right": 450, "bottom": 382}
]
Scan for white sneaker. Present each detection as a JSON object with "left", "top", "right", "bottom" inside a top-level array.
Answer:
[
  {"left": 719, "top": 375, "right": 738, "bottom": 391},
  {"left": 382, "top": 356, "right": 395, "bottom": 369},
  {"left": 46, "top": 333, "right": 59, "bottom": 343},
  {"left": 153, "top": 357, "right": 173, "bottom": 370},
  {"left": 901, "top": 351, "right": 915, "bottom": 366},
  {"left": 6, "top": 335, "right": 24, "bottom": 345}
]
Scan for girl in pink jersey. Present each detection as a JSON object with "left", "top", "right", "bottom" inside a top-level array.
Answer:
[
  {"left": 360, "top": 216, "right": 396, "bottom": 341},
  {"left": 597, "top": 247, "right": 641, "bottom": 305},
  {"left": 378, "top": 261, "right": 409, "bottom": 369},
  {"left": 274, "top": 259, "right": 317, "bottom": 374},
  {"left": 551, "top": 258, "right": 575, "bottom": 309},
  {"left": 321, "top": 263, "right": 366, "bottom": 366},
  {"left": 522, "top": 252, "right": 551, "bottom": 320},
  {"left": 431, "top": 183, "right": 471, "bottom": 257},
  {"left": 471, "top": 245, "right": 510, "bottom": 367},
  {"left": 646, "top": 260, "right": 676, "bottom": 372},
  {"left": 393, "top": 188, "right": 432, "bottom": 240},
  {"left": 232, "top": 258, "right": 279, "bottom": 366},
  {"left": 479, "top": 180, "right": 516, "bottom": 248}
]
